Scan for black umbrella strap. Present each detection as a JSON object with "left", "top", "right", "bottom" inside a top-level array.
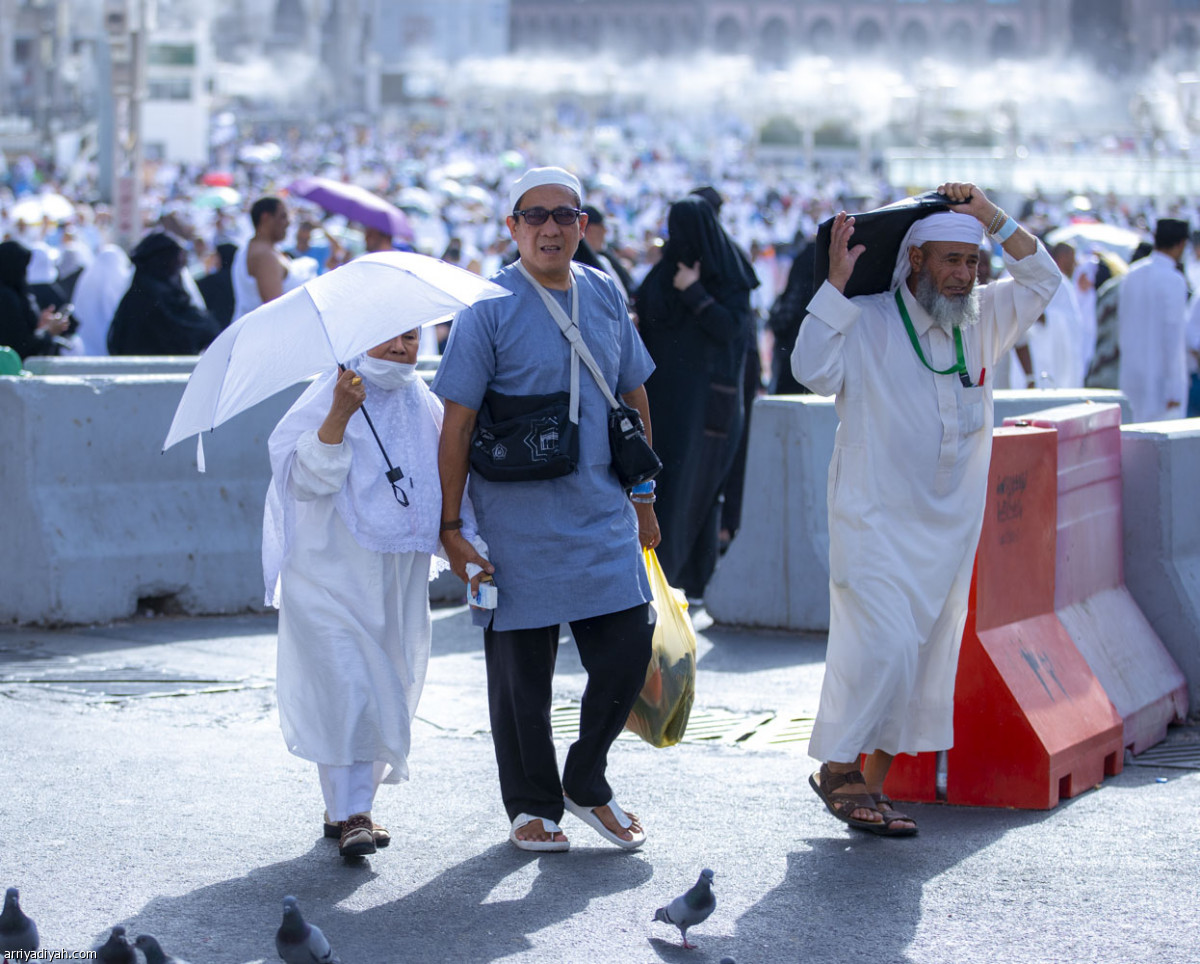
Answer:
[
  {"left": 895, "top": 288, "right": 970, "bottom": 385},
  {"left": 358, "top": 403, "right": 403, "bottom": 482},
  {"left": 338, "top": 365, "right": 403, "bottom": 482}
]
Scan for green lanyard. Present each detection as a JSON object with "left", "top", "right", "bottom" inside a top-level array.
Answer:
[{"left": 895, "top": 287, "right": 968, "bottom": 380}]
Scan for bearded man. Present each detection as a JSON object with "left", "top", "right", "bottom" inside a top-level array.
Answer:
[{"left": 794, "top": 182, "right": 1059, "bottom": 835}]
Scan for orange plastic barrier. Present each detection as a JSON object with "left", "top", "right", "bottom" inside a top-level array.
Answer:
[
  {"left": 1005, "top": 403, "right": 1188, "bottom": 753},
  {"left": 884, "top": 426, "right": 1124, "bottom": 809}
]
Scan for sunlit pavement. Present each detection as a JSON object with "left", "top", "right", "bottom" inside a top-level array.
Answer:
[{"left": 1, "top": 607, "right": 1196, "bottom": 964}]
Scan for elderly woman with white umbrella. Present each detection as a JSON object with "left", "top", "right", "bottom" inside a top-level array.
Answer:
[
  {"left": 164, "top": 252, "right": 508, "bottom": 860},
  {"left": 263, "top": 324, "right": 485, "bottom": 858}
]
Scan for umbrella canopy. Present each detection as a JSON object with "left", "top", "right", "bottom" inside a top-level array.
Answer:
[
  {"left": 813, "top": 192, "right": 964, "bottom": 298},
  {"left": 194, "top": 186, "right": 242, "bottom": 209},
  {"left": 288, "top": 177, "right": 414, "bottom": 242},
  {"left": 201, "top": 171, "right": 234, "bottom": 187},
  {"left": 162, "top": 251, "right": 511, "bottom": 456},
  {"left": 10, "top": 192, "right": 76, "bottom": 225},
  {"left": 1044, "top": 221, "right": 1145, "bottom": 262}
]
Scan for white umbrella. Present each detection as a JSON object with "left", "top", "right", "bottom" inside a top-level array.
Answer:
[
  {"left": 1044, "top": 222, "right": 1146, "bottom": 261},
  {"left": 10, "top": 192, "right": 75, "bottom": 224},
  {"left": 163, "top": 251, "right": 511, "bottom": 467}
]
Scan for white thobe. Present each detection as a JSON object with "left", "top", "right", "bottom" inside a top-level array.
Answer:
[
  {"left": 794, "top": 245, "right": 1060, "bottom": 762},
  {"left": 1027, "top": 276, "right": 1084, "bottom": 388},
  {"left": 1118, "top": 251, "right": 1190, "bottom": 422},
  {"left": 274, "top": 431, "right": 432, "bottom": 787}
]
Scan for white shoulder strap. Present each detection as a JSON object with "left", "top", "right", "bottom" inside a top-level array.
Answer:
[{"left": 514, "top": 260, "right": 621, "bottom": 421}]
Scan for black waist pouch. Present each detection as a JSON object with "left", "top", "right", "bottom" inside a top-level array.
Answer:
[{"left": 470, "top": 390, "right": 579, "bottom": 482}]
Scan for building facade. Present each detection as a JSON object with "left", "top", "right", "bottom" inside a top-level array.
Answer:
[{"left": 507, "top": 0, "right": 1200, "bottom": 69}]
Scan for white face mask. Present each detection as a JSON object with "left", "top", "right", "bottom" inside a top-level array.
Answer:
[{"left": 356, "top": 355, "right": 418, "bottom": 390}]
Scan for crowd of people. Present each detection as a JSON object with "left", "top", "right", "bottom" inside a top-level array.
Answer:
[{"left": 3, "top": 133, "right": 1200, "bottom": 847}]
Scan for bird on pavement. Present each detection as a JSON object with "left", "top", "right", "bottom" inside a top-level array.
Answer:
[
  {"left": 134, "top": 934, "right": 191, "bottom": 964},
  {"left": 94, "top": 925, "right": 136, "bottom": 964},
  {"left": 0, "top": 887, "right": 38, "bottom": 957},
  {"left": 276, "top": 896, "right": 340, "bottom": 964},
  {"left": 653, "top": 868, "right": 716, "bottom": 949}
]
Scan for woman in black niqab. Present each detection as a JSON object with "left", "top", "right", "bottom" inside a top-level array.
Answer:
[
  {"left": 0, "top": 239, "right": 64, "bottom": 359},
  {"left": 107, "top": 232, "right": 221, "bottom": 355},
  {"left": 634, "top": 195, "right": 759, "bottom": 597}
]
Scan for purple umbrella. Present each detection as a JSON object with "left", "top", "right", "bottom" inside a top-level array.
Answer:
[{"left": 287, "top": 176, "right": 414, "bottom": 242}]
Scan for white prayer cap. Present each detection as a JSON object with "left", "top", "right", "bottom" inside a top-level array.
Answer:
[
  {"left": 891, "top": 211, "right": 984, "bottom": 289},
  {"left": 507, "top": 167, "right": 582, "bottom": 213}
]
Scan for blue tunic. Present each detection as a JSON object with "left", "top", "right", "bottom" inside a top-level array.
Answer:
[{"left": 432, "top": 261, "right": 655, "bottom": 631}]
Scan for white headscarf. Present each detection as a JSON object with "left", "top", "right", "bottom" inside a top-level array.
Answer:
[
  {"left": 72, "top": 244, "right": 133, "bottom": 355},
  {"left": 261, "top": 368, "right": 458, "bottom": 603},
  {"left": 26, "top": 243, "right": 58, "bottom": 284},
  {"left": 891, "top": 211, "right": 984, "bottom": 290}
]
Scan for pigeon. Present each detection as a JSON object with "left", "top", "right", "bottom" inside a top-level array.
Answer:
[
  {"left": 276, "top": 896, "right": 340, "bottom": 964},
  {"left": 0, "top": 888, "right": 38, "bottom": 956},
  {"left": 94, "top": 925, "right": 136, "bottom": 964},
  {"left": 653, "top": 868, "right": 716, "bottom": 949},
  {"left": 134, "top": 935, "right": 191, "bottom": 964}
]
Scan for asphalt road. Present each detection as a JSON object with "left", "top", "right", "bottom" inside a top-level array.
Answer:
[{"left": 1, "top": 606, "right": 1196, "bottom": 964}]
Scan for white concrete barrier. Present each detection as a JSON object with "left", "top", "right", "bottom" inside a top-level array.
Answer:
[
  {"left": 1121, "top": 420, "right": 1200, "bottom": 718},
  {"left": 0, "top": 374, "right": 306, "bottom": 624},
  {"left": 23, "top": 356, "right": 200, "bottom": 376},
  {"left": 0, "top": 361, "right": 457, "bottom": 624},
  {"left": 705, "top": 389, "right": 1133, "bottom": 631}
]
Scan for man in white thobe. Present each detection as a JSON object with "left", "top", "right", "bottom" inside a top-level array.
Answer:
[
  {"left": 794, "top": 182, "right": 1059, "bottom": 835},
  {"left": 1117, "top": 218, "right": 1190, "bottom": 423}
]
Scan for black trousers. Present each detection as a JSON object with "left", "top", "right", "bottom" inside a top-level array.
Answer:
[{"left": 483, "top": 603, "right": 655, "bottom": 823}]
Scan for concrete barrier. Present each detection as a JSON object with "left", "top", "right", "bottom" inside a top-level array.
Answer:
[
  {"left": 23, "top": 356, "right": 200, "bottom": 376},
  {"left": 0, "top": 374, "right": 306, "bottom": 624},
  {"left": 1121, "top": 420, "right": 1200, "bottom": 718},
  {"left": 705, "top": 389, "right": 1132, "bottom": 631},
  {"left": 1008, "top": 403, "right": 1187, "bottom": 751}
]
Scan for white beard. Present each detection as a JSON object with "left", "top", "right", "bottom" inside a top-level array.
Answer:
[{"left": 914, "top": 268, "right": 981, "bottom": 332}]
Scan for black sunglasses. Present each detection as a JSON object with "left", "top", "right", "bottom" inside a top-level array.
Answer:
[{"left": 513, "top": 206, "right": 583, "bottom": 226}]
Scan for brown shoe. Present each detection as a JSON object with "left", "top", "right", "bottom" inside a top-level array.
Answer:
[
  {"left": 338, "top": 813, "right": 377, "bottom": 857},
  {"left": 324, "top": 811, "right": 391, "bottom": 848}
]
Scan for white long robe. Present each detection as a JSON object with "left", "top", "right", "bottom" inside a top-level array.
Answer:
[
  {"left": 273, "top": 430, "right": 432, "bottom": 782},
  {"left": 1117, "top": 251, "right": 1190, "bottom": 422},
  {"left": 794, "top": 245, "right": 1059, "bottom": 762},
  {"left": 263, "top": 371, "right": 467, "bottom": 786}
]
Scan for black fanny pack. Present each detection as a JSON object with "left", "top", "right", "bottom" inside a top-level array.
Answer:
[
  {"left": 608, "top": 403, "right": 661, "bottom": 488},
  {"left": 469, "top": 389, "right": 579, "bottom": 482}
]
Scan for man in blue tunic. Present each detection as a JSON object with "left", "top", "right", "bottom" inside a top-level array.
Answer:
[{"left": 434, "top": 167, "right": 661, "bottom": 852}]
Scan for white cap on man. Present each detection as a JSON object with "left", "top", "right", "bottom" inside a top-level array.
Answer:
[
  {"left": 508, "top": 167, "right": 583, "bottom": 214},
  {"left": 891, "top": 211, "right": 985, "bottom": 289}
]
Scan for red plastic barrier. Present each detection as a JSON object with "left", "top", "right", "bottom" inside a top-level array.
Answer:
[
  {"left": 884, "top": 426, "right": 1124, "bottom": 809},
  {"left": 1005, "top": 403, "right": 1188, "bottom": 753}
]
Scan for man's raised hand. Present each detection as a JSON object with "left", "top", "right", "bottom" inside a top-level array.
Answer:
[
  {"left": 937, "top": 182, "right": 996, "bottom": 229},
  {"left": 827, "top": 211, "right": 866, "bottom": 294}
]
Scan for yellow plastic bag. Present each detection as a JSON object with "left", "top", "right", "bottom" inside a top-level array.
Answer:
[{"left": 625, "top": 547, "right": 697, "bottom": 748}]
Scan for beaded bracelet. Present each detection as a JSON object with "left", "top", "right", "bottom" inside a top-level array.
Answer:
[
  {"left": 630, "top": 494, "right": 657, "bottom": 505},
  {"left": 986, "top": 207, "right": 1006, "bottom": 236}
]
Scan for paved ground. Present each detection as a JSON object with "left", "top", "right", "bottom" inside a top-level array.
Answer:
[{"left": 1, "top": 605, "right": 1197, "bottom": 964}]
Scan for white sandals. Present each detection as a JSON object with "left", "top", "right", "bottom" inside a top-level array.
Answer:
[
  {"left": 563, "top": 796, "right": 646, "bottom": 850},
  {"left": 509, "top": 813, "right": 570, "bottom": 852}
]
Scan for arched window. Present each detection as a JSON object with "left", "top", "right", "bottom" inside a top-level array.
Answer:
[
  {"left": 946, "top": 20, "right": 973, "bottom": 59},
  {"left": 714, "top": 16, "right": 744, "bottom": 55},
  {"left": 854, "top": 19, "right": 884, "bottom": 53},
  {"left": 759, "top": 16, "right": 790, "bottom": 68},
  {"left": 808, "top": 17, "right": 836, "bottom": 53},
  {"left": 899, "top": 20, "right": 929, "bottom": 55},
  {"left": 989, "top": 23, "right": 1019, "bottom": 59},
  {"left": 272, "top": 0, "right": 306, "bottom": 46}
]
